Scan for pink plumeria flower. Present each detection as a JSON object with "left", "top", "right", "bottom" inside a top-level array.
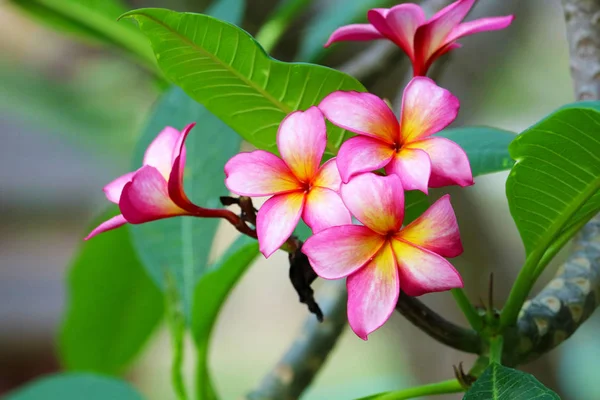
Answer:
[
  {"left": 319, "top": 77, "right": 473, "bottom": 193},
  {"left": 303, "top": 173, "right": 463, "bottom": 339},
  {"left": 86, "top": 123, "right": 225, "bottom": 239},
  {"left": 225, "top": 107, "right": 352, "bottom": 258},
  {"left": 325, "top": 0, "right": 514, "bottom": 76}
]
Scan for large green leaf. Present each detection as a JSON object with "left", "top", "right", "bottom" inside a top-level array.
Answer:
[
  {"left": 437, "top": 126, "right": 516, "bottom": 176},
  {"left": 191, "top": 236, "right": 259, "bottom": 399},
  {"left": 59, "top": 208, "right": 164, "bottom": 375},
  {"left": 121, "top": 8, "right": 366, "bottom": 156},
  {"left": 10, "top": 0, "right": 156, "bottom": 70},
  {"left": 297, "top": 0, "right": 394, "bottom": 62},
  {"left": 129, "top": 86, "right": 241, "bottom": 319},
  {"left": 506, "top": 105, "right": 600, "bottom": 257},
  {"left": 464, "top": 363, "right": 559, "bottom": 399},
  {"left": 4, "top": 373, "right": 144, "bottom": 400}
]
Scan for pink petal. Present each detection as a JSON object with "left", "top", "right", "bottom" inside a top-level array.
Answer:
[
  {"left": 312, "top": 158, "right": 342, "bottom": 191},
  {"left": 84, "top": 214, "right": 128, "bottom": 240},
  {"left": 324, "top": 24, "right": 385, "bottom": 47},
  {"left": 340, "top": 173, "right": 404, "bottom": 234},
  {"left": 347, "top": 242, "right": 399, "bottom": 340},
  {"left": 319, "top": 91, "right": 399, "bottom": 144},
  {"left": 414, "top": 0, "right": 475, "bottom": 61},
  {"left": 407, "top": 137, "right": 473, "bottom": 188},
  {"left": 397, "top": 195, "right": 463, "bottom": 258},
  {"left": 143, "top": 126, "right": 182, "bottom": 178},
  {"left": 384, "top": 148, "right": 431, "bottom": 194},
  {"left": 224, "top": 150, "right": 301, "bottom": 197},
  {"left": 168, "top": 123, "right": 200, "bottom": 212},
  {"left": 391, "top": 238, "right": 463, "bottom": 296},
  {"left": 277, "top": 107, "right": 326, "bottom": 183},
  {"left": 256, "top": 192, "right": 305, "bottom": 258},
  {"left": 444, "top": 16, "right": 515, "bottom": 44},
  {"left": 366, "top": 8, "right": 396, "bottom": 39},
  {"left": 302, "top": 225, "right": 385, "bottom": 279},
  {"left": 103, "top": 172, "right": 135, "bottom": 204},
  {"left": 303, "top": 187, "right": 352, "bottom": 233},
  {"left": 399, "top": 77, "right": 459, "bottom": 143},
  {"left": 383, "top": 4, "right": 426, "bottom": 58},
  {"left": 119, "top": 165, "right": 188, "bottom": 224},
  {"left": 336, "top": 136, "right": 395, "bottom": 183},
  {"left": 419, "top": 42, "right": 462, "bottom": 75}
]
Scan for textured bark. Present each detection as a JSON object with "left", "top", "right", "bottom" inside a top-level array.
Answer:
[{"left": 562, "top": 0, "right": 600, "bottom": 99}]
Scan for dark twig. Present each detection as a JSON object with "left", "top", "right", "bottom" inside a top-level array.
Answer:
[
  {"left": 246, "top": 280, "right": 347, "bottom": 400},
  {"left": 288, "top": 241, "right": 323, "bottom": 321},
  {"left": 396, "top": 292, "right": 483, "bottom": 354}
]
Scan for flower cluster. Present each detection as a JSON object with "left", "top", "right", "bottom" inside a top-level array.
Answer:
[{"left": 87, "top": 0, "right": 514, "bottom": 340}]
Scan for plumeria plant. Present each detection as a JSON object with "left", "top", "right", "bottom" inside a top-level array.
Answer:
[{"left": 7, "top": 0, "right": 600, "bottom": 399}]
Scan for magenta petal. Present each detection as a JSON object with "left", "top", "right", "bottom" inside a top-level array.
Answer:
[
  {"left": 399, "top": 77, "right": 459, "bottom": 142},
  {"left": 119, "top": 165, "right": 187, "bottom": 224},
  {"left": 103, "top": 171, "right": 135, "bottom": 204},
  {"left": 415, "top": 0, "right": 475, "bottom": 61},
  {"left": 347, "top": 243, "right": 399, "bottom": 340},
  {"left": 142, "top": 126, "right": 182, "bottom": 178},
  {"left": 224, "top": 150, "right": 301, "bottom": 197},
  {"left": 336, "top": 136, "right": 395, "bottom": 183},
  {"left": 256, "top": 192, "right": 305, "bottom": 258},
  {"left": 340, "top": 173, "right": 405, "bottom": 235},
  {"left": 398, "top": 195, "right": 463, "bottom": 258},
  {"left": 385, "top": 148, "right": 432, "bottom": 194},
  {"left": 302, "top": 225, "right": 385, "bottom": 279},
  {"left": 324, "top": 24, "right": 385, "bottom": 47},
  {"left": 384, "top": 4, "right": 426, "bottom": 58},
  {"left": 84, "top": 214, "right": 128, "bottom": 240},
  {"left": 312, "top": 158, "right": 342, "bottom": 191},
  {"left": 303, "top": 187, "right": 352, "bottom": 233},
  {"left": 444, "top": 15, "right": 515, "bottom": 44},
  {"left": 277, "top": 107, "right": 326, "bottom": 183},
  {"left": 391, "top": 239, "right": 463, "bottom": 296},
  {"left": 319, "top": 91, "right": 400, "bottom": 144},
  {"left": 168, "top": 123, "right": 201, "bottom": 212},
  {"left": 408, "top": 137, "right": 473, "bottom": 188}
]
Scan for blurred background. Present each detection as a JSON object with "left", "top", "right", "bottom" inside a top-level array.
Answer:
[{"left": 1, "top": 0, "right": 598, "bottom": 399}]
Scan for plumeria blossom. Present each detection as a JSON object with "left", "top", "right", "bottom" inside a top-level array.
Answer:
[
  {"left": 324, "top": 0, "right": 514, "bottom": 76},
  {"left": 319, "top": 77, "right": 473, "bottom": 193},
  {"left": 225, "top": 107, "right": 352, "bottom": 258},
  {"left": 303, "top": 173, "right": 463, "bottom": 339},
  {"left": 86, "top": 123, "right": 224, "bottom": 240}
]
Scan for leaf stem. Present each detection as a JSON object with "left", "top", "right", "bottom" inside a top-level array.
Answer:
[
  {"left": 489, "top": 335, "right": 504, "bottom": 365},
  {"left": 255, "top": 0, "right": 312, "bottom": 53},
  {"left": 372, "top": 379, "right": 464, "bottom": 400},
  {"left": 451, "top": 288, "right": 483, "bottom": 331},
  {"left": 166, "top": 274, "right": 190, "bottom": 400}
]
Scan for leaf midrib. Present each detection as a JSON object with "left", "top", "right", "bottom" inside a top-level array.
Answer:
[{"left": 127, "top": 10, "right": 293, "bottom": 115}]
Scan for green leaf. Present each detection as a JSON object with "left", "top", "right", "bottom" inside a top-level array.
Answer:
[
  {"left": 129, "top": 86, "right": 241, "bottom": 319},
  {"left": 506, "top": 105, "right": 600, "bottom": 257},
  {"left": 121, "top": 8, "right": 366, "bottom": 156},
  {"left": 296, "top": 0, "right": 394, "bottom": 62},
  {"left": 404, "top": 190, "right": 429, "bottom": 224},
  {"left": 9, "top": 0, "right": 157, "bottom": 71},
  {"left": 464, "top": 363, "right": 559, "bottom": 399},
  {"left": 191, "top": 236, "right": 259, "bottom": 399},
  {"left": 4, "top": 373, "right": 144, "bottom": 400},
  {"left": 59, "top": 208, "right": 164, "bottom": 375},
  {"left": 437, "top": 126, "right": 516, "bottom": 176}
]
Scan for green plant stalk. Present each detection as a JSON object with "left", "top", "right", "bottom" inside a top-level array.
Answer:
[
  {"left": 30, "top": 0, "right": 159, "bottom": 74},
  {"left": 489, "top": 335, "right": 503, "bottom": 365},
  {"left": 373, "top": 379, "right": 464, "bottom": 400},
  {"left": 501, "top": 182, "right": 600, "bottom": 329},
  {"left": 255, "top": 0, "right": 312, "bottom": 53},
  {"left": 166, "top": 274, "right": 190, "bottom": 400},
  {"left": 451, "top": 288, "right": 483, "bottom": 331},
  {"left": 196, "top": 342, "right": 217, "bottom": 400}
]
